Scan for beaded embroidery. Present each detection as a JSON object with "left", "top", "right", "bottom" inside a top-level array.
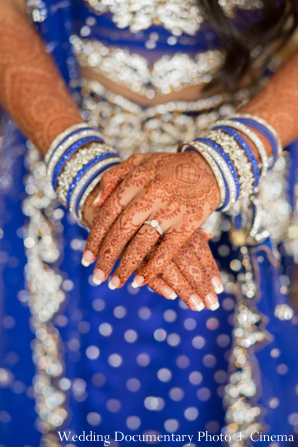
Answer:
[{"left": 84, "top": 0, "right": 263, "bottom": 36}]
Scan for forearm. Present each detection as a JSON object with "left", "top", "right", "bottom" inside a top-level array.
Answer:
[
  {"left": 0, "top": 2, "right": 83, "bottom": 155},
  {"left": 238, "top": 51, "right": 298, "bottom": 151}
]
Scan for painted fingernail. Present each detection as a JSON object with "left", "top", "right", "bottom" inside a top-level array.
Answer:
[
  {"left": 131, "top": 276, "right": 144, "bottom": 288},
  {"left": 201, "top": 229, "right": 213, "bottom": 240},
  {"left": 81, "top": 250, "right": 95, "bottom": 267},
  {"left": 108, "top": 276, "right": 120, "bottom": 290},
  {"left": 205, "top": 293, "right": 220, "bottom": 311},
  {"left": 161, "top": 285, "right": 177, "bottom": 299},
  {"left": 211, "top": 277, "right": 224, "bottom": 294},
  {"left": 93, "top": 268, "right": 105, "bottom": 285},
  {"left": 189, "top": 294, "right": 205, "bottom": 311},
  {"left": 93, "top": 191, "right": 102, "bottom": 206}
]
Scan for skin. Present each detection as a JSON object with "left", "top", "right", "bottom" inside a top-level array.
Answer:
[{"left": 0, "top": 0, "right": 223, "bottom": 311}]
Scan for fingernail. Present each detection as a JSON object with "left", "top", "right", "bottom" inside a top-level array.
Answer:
[
  {"left": 161, "top": 285, "right": 177, "bottom": 299},
  {"left": 82, "top": 250, "right": 95, "bottom": 267},
  {"left": 211, "top": 277, "right": 224, "bottom": 294},
  {"left": 189, "top": 294, "right": 205, "bottom": 311},
  {"left": 131, "top": 276, "right": 144, "bottom": 288},
  {"left": 205, "top": 293, "right": 220, "bottom": 311},
  {"left": 93, "top": 191, "right": 102, "bottom": 206},
  {"left": 108, "top": 276, "right": 120, "bottom": 290},
  {"left": 93, "top": 277, "right": 102, "bottom": 285},
  {"left": 201, "top": 229, "right": 213, "bottom": 240}
]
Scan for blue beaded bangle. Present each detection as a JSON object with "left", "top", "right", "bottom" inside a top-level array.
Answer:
[
  {"left": 230, "top": 117, "right": 278, "bottom": 165},
  {"left": 184, "top": 146, "right": 230, "bottom": 211},
  {"left": 195, "top": 137, "right": 241, "bottom": 200},
  {"left": 48, "top": 126, "right": 105, "bottom": 165},
  {"left": 74, "top": 161, "right": 121, "bottom": 218},
  {"left": 66, "top": 153, "right": 118, "bottom": 207},
  {"left": 213, "top": 125, "right": 260, "bottom": 190},
  {"left": 52, "top": 135, "right": 104, "bottom": 189}
]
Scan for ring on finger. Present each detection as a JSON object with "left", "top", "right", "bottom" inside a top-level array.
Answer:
[{"left": 143, "top": 219, "right": 164, "bottom": 236}]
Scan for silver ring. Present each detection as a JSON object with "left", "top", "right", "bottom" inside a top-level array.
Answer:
[{"left": 143, "top": 219, "right": 164, "bottom": 236}]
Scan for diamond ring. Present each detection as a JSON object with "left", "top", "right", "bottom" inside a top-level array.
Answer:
[{"left": 143, "top": 219, "right": 164, "bottom": 236}]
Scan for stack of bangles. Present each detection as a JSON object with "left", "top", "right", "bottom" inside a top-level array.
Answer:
[
  {"left": 178, "top": 113, "right": 282, "bottom": 216},
  {"left": 45, "top": 123, "right": 121, "bottom": 223}
]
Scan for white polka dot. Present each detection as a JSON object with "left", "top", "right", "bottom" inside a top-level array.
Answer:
[
  {"left": 106, "top": 399, "right": 121, "bottom": 412},
  {"left": 189, "top": 371, "right": 203, "bottom": 386},
  {"left": 113, "top": 306, "right": 127, "bottom": 318},
  {"left": 197, "top": 387, "right": 211, "bottom": 401},
  {"left": 72, "top": 379, "right": 87, "bottom": 398},
  {"left": 138, "top": 307, "right": 151, "bottom": 320},
  {"left": 0, "top": 411, "right": 11, "bottom": 423},
  {"left": 222, "top": 297, "right": 234, "bottom": 311},
  {"left": 157, "top": 368, "right": 172, "bottom": 383},
  {"left": 124, "top": 329, "right": 138, "bottom": 343},
  {"left": 217, "top": 385, "right": 225, "bottom": 398},
  {"left": 144, "top": 396, "right": 165, "bottom": 411},
  {"left": 126, "top": 378, "right": 141, "bottom": 392},
  {"left": 78, "top": 321, "right": 90, "bottom": 333},
  {"left": 169, "top": 387, "right": 184, "bottom": 401},
  {"left": 214, "top": 370, "right": 227, "bottom": 384},
  {"left": 203, "top": 354, "right": 216, "bottom": 368},
  {"left": 2, "top": 316, "right": 15, "bottom": 329},
  {"left": 184, "top": 407, "right": 199, "bottom": 421},
  {"left": 127, "top": 283, "right": 140, "bottom": 295},
  {"left": 167, "top": 333, "right": 181, "bottom": 347},
  {"left": 295, "top": 385, "right": 298, "bottom": 395},
  {"left": 92, "top": 299, "right": 105, "bottom": 311},
  {"left": 108, "top": 354, "right": 123, "bottom": 368},
  {"left": 163, "top": 309, "right": 177, "bottom": 322},
  {"left": 288, "top": 413, "right": 298, "bottom": 425},
  {"left": 179, "top": 300, "right": 188, "bottom": 309},
  {"left": 92, "top": 373, "right": 106, "bottom": 387},
  {"left": 126, "top": 416, "right": 141, "bottom": 430},
  {"left": 59, "top": 378, "right": 71, "bottom": 391},
  {"left": 269, "top": 398, "right": 279, "bottom": 409},
  {"left": 0, "top": 368, "right": 13, "bottom": 387},
  {"left": 184, "top": 318, "right": 197, "bottom": 330},
  {"left": 176, "top": 355, "right": 190, "bottom": 369},
  {"left": 277, "top": 364, "right": 288, "bottom": 375},
  {"left": 218, "top": 245, "right": 230, "bottom": 257},
  {"left": 68, "top": 338, "right": 80, "bottom": 351},
  {"left": 205, "top": 421, "right": 220, "bottom": 433},
  {"left": 167, "top": 36, "right": 177, "bottom": 45},
  {"left": 154, "top": 329, "right": 167, "bottom": 341},
  {"left": 206, "top": 318, "right": 219, "bottom": 330},
  {"left": 270, "top": 348, "right": 280, "bottom": 358},
  {"left": 216, "top": 334, "right": 230, "bottom": 348},
  {"left": 192, "top": 336, "right": 205, "bottom": 349},
  {"left": 99, "top": 323, "right": 113, "bottom": 337},
  {"left": 164, "top": 419, "right": 179, "bottom": 432},
  {"left": 136, "top": 353, "right": 150, "bottom": 367},
  {"left": 86, "top": 346, "right": 100, "bottom": 360},
  {"left": 11, "top": 381, "right": 25, "bottom": 394},
  {"left": 63, "top": 280, "right": 74, "bottom": 291},
  {"left": 87, "top": 412, "right": 101, "bottom": 426}
]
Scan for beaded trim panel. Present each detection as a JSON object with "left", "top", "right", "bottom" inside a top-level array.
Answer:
[
  {"left": 84, "top": 0, "right": 263, "bottom": 36},
  {"left": 71, "top": 36, "right": 224, "bottom": 99}
]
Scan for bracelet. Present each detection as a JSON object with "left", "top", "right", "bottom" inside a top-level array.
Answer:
[
  {"left": 214, "top": 119, "right": 269, "bottom": 178},
  {"left": 231, "top": 113, "right": 282, "bottom": 163},
  {"left": 206, "top": 130, "right": 255, "bottom": 201},
  {"left": 45, "top": 123, "right": 104, "bottom": 165},
  {"left": 70, "top": 157, "right": 121, "bottom": 221},
  {"left": 56, "top": 143, "right": 120, "bottom": 206},
  {"left": 212, "top": 125, "right": 260, "bottom": 189}
]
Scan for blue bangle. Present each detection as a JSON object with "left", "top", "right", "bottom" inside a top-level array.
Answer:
[
  {"left": 48, "top": 126, "right": 105, "bottom": 165},
  {"left": 213, "top": 125, "right": 260, "bottom": 190},
  {"left": 74, "top": 161, "right": 121, "bottom": 218},
  {"left": 184, "top": 146, "right": 230, "bottom": 211},
  {"left": 195, "top": 137, "right": 241, "bottom": 200},
  {"left": 230, "top": 117, "right": 278, "bottom": 165},
  {"left": 52, "top": 135, "right": 104, "bottom": 189},
  {"left": 66, "top": 153, "right": 118, "bottom": 207}
]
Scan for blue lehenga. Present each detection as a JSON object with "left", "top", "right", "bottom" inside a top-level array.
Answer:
[{"left": 1, "top": 1, "right": 298, "bottom": 447}]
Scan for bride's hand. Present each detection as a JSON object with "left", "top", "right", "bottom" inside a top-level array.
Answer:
[{"left": 81, "top": 151, "right": 221, "bottom": 307}]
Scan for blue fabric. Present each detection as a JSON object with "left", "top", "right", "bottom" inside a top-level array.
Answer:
[{"left": 1, "top": 2, "right": 298, "bottom": 447}]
